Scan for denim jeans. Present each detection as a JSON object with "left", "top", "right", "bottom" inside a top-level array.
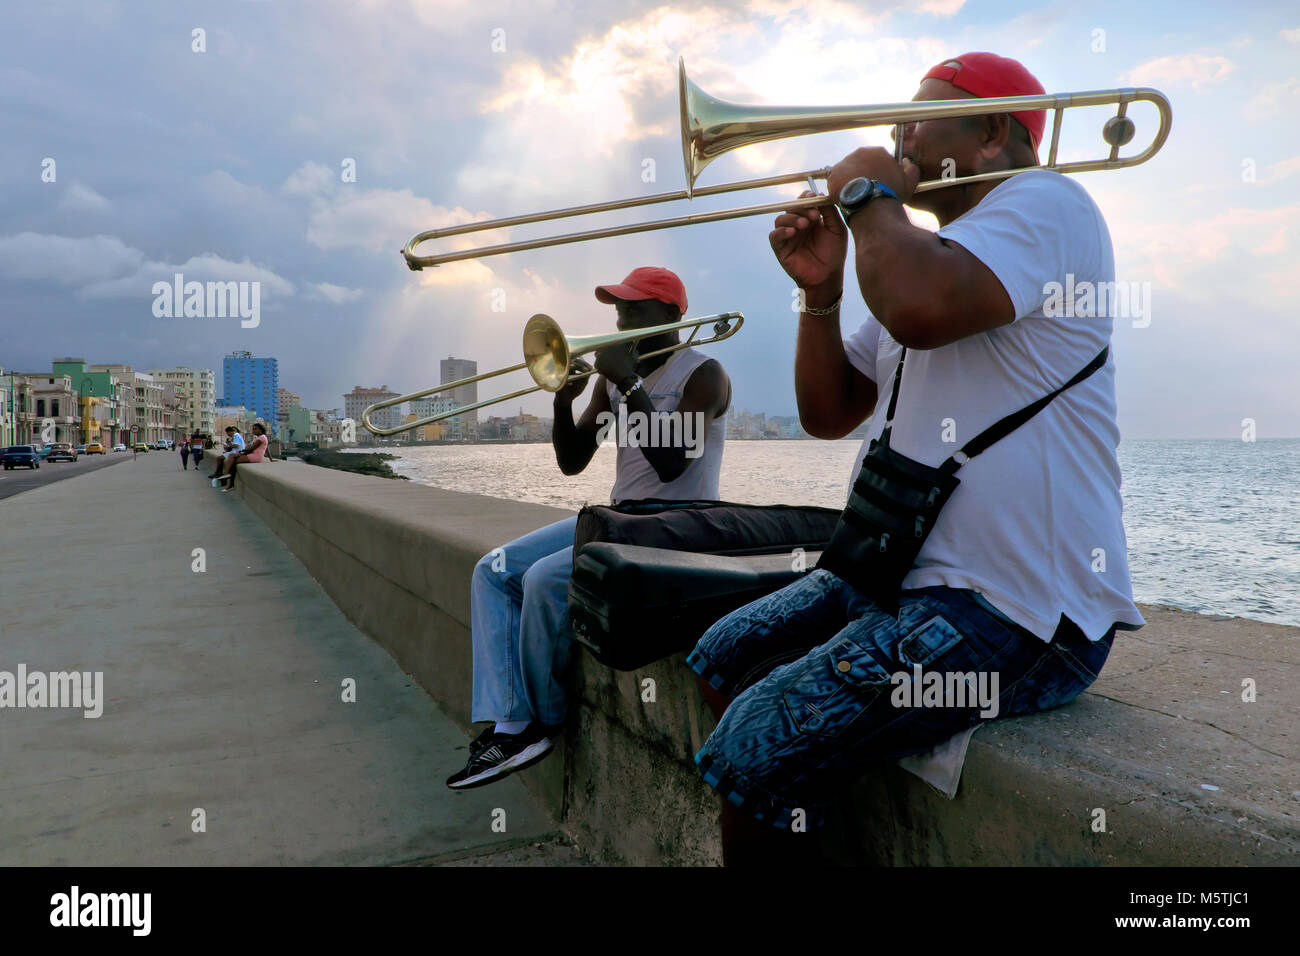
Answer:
[
  {"left": 687, "top": 568, "right": 1113, "bottom": 828},
  {"left": 470, "top": 516, "right": 578, "bottom": 726}
]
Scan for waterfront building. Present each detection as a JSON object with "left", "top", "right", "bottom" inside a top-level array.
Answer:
[
  {"left": 344, "top": 386, "right": 400, "bottom": 444},
  {"left": 510, "top": 411, "right": 548, "bottom": 441},
  {"left": 286, "top": 405, "right": 312, "bottom": 443},
  {"left": 222, "top": 350, "right": 279, "bottom": 424},
  {"left": 726, "top": 408, "right": 766, "bottom": 440},
  {"left": 16, "top": 372, "right": 81, "bottom": 444},
  {"left": 214, "top": 404, "right": 257, "bottom": 437},
  {"left": 285, "top": 405, "right": 340, "bottom": 446},
  {"left": 149, "top": 366, "right": 216, "bottom": 437},
  {"left": 0, "top": 367, "right": 36, "bottom": 445},
  {"left": 409, "top": 395, "right": 463, "bottom": 441},
  {"left": 439, "top": 357, "right": 478, "bottom": 438},
  {"left": 477, "top": 412, "right": 552, "bottom": 442},
  {"left": 767, "top": 415, "right": 809, "bottom": 439},
  {"left": 0, "top": 371, "right": 9, "bottom": 446},
  {"left": 124, "top": 372, "right": 171, "bottom": 445},
  {"left": 52, "top": 358, "right": 128, "bottom": 445},
  {"left": 87, "top": 363, "right": 141, "bottom": 446},
  {"left": 276, "top": 388, "right": 300, "bottom": 432},
  {"left": 401, "top": 412, "right": 426, "bottom": 442}
]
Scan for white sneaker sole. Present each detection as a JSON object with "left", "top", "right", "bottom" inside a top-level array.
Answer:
[{"left": 448, "top": 738, "right": 554, "bottom": 790}]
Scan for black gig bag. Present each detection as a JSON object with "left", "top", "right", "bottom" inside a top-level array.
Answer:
[
  {"left": 569, "top": 545, "right": 817, "bottom": 671},
  {"left": 567, "top": 499, "right": 840, "bottom": 670},
  {"left": 572, "top": 498, "right": 840, "bottom": 563},
  {"left": 816, "top": 345, "right": 1109, "bottom": 613}
]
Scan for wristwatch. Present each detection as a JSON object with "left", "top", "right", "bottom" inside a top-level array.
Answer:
[
  {"left": 837, "top": 177, "right": 899, "bottom": 220},
  {"left": 617, "top": 375, "right": 643, "bottom": 397}
]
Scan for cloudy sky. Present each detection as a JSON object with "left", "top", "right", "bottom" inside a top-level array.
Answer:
[{"left": 2, "top": 0, "right": 1297, "bottom": 438}]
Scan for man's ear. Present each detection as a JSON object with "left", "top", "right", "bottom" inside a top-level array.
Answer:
[{"left": 978, "top": 113, "right": 1012, "bottom": 161}]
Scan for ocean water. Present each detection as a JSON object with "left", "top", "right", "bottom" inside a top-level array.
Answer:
[{"left": 373, "top": 438, "right": 1300, "bottom": 627}]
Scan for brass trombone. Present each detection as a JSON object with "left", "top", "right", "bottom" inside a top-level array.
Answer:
[
  {"left": 360, "top": 311, "right": 743, "bottom": 436},
  {"left": 402, "top": 57, "right": 1172, "bottom": 269}
]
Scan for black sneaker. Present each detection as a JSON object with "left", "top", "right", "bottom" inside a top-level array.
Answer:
[
  {"left": 445, "top": 724, "right": 555, "bottom": 790},
  {"left": 465, "top": 725, "right": 496, "bottom": 761}
]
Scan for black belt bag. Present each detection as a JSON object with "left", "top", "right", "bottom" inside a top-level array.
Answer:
[{"left": 816, "top": 343, "right": 1109, "bottom": 613}]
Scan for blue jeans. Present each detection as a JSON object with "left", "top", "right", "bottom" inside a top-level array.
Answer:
[
  {"left": 687, "top": 569, "right": 1113, "bottom": 828},
  {"left": 470, "top": 516, "right": 578, "bottom": 726}
]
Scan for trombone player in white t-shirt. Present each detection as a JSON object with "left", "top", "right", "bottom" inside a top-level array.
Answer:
[
  {"left": 685, "top": 51, "right": 1146, "bottom": 864},
  {"left": 446, "top": 266, "right": 732, "bottom": 791}
]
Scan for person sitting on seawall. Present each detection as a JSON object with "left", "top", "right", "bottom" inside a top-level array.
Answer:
[
  {"left": 219, "top": 422, "right": 270, "bottom": 493},
  {"left": 446, "top": 266, "right": 732, "bottom": 790},
  {"left": 684, "top": 52, "right": 1146, "bottom": 864},
  {"left": 210, "top": 426, "right": 245, "bottom": 485}
]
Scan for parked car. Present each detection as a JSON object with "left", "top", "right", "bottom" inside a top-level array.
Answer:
[
  {"left": 76, "top": 444, "right": 88, "bottom": 454},
  {"left": 85, "top": 442, "right": 105, "bottom": 455},
  {"left": 46, "top": 443, "right": 78, "bottom": 462},
  {"left": 3, "top": 445, "right": 40, "bottom": 469},
  {"left": 133, "top": 442, "right": 149, "bottom": 452},
  {"left": 112, "top": 443, "right": 127, "bottom": 452}
]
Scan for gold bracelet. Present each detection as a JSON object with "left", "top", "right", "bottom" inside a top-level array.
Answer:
[{"left": 802, "top": 292, "right": 842, "bottom": 316}]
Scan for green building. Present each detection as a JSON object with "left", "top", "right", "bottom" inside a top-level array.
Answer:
[{"left": 52, "top": 357, "right": 126, "bottom": 446}]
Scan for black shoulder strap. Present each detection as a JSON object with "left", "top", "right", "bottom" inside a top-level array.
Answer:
[
  {"left": 878, "top": 347, "right": 908, "bottom": 446},
  {"left": 939, "top": 346, "right": 1109, "bottom": 475}
]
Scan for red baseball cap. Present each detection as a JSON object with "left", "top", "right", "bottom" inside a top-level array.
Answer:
[
  {"left": 594, "top": 266, "right": 688, "bottom": 313},
  {"left": 923, "top": 52, "right": 1046, "bottom": 151}
]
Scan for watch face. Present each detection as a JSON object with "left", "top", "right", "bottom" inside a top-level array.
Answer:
[{"left": 840, "top": 177, "right": 871, "bottom": 207}]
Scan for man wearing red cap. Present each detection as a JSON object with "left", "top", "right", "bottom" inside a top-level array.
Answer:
[
  {"left": 687, "top": 53, "right": 1144, "bottom": 858},
  {"left": 447, "top": 266, "right": 731, "bottom": 790}
]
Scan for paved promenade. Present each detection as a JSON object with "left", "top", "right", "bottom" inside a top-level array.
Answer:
[{"left": 0, "top": 451, "right": 572, "bottom": 865}]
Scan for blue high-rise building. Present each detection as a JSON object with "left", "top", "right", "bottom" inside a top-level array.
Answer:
[{"left": 221, "top": 350, "right": 279, "bottom": 424}]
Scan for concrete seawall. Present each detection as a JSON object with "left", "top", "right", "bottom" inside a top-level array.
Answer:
[{"left": 220, "top": 453, "right": 1300, "bottom": 865}]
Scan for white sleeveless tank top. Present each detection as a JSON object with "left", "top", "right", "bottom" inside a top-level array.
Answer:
[{"left": 604, "top": 346, "right": 727, "bottom": 504}]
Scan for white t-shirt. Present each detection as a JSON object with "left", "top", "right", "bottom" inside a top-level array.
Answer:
[
  {"left": 604, "top": 347, "right": 727, "bottom": 505},
  {"left": 226, "top": 432, "right": 246, "bottom": 454},
  {"left": 841, "top": 169, "right": 1144, "bottom": 642}
]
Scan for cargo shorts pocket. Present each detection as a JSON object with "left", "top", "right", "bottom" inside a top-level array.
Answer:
[
  {"left": 896, "top": 615, "right": 967, "bottom": 670},
  {"left": 781, "top": 637, "right": 894, "bottom": 738}
]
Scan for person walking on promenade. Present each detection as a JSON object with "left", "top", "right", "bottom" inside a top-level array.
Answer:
[
  {"left": 191, "top": 432, "right": 207, "bottom": 474},
  {"left": 685, "top": 51, "right": 1145, "bottom": 862},
  {"left": 445, "top": 267, "right": 732, "bottom": 791},
  {"left": 220, "top": 422, "right": 269, "bottom": 492},
  {"left": 180, "top": 437, "right": 191, "bottom": 470}
]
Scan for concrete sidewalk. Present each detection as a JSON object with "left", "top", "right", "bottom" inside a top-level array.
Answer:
[{"left": 0, "top": 451, "right": 572, "bottom": 865}]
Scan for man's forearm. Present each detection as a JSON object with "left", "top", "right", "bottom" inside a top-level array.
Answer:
[
  {"left": 794, "top": 278, "right": 864, "bottom": 440},
  {"left": 552, "top": 395, "right": 594, "bottom": 473},
  {"left": 621, "top": 385, "right": 689, "bottom": 481}
]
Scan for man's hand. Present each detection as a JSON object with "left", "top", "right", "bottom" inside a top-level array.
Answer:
[
  {"left": 594, "top": 342, "right": 638, "bottom": 388},
  {"left": 825, "top": 147, "right": 920, "bottom": 208},
  {"left": 554, "top": 357, "right": 594, "bottom": 403},
  {"left": 769, "top": 189, "right": 848, "bottom": 302}
]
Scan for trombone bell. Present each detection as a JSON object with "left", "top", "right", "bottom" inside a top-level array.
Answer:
[{"left": 522, "top": 315, "right": 570, "bottom": 391}]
